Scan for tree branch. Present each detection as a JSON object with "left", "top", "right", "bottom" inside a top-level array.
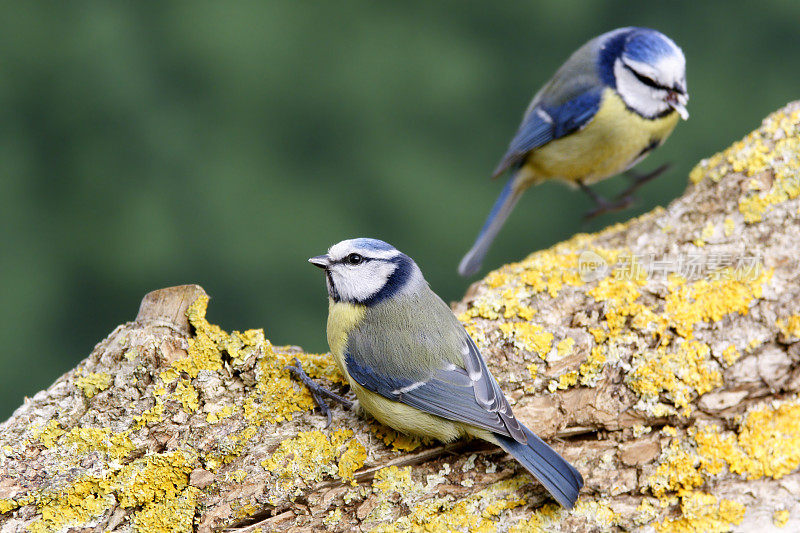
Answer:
[{"left": 2, "top": 102, "right": 800, "bottom": 532}]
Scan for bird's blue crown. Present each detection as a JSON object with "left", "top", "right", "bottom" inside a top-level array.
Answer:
[
  {"left": 348, "top": 238, "right": 397, "bottom": 253},
  {"left": 598, "top": 27, "right": 680, "bottom": 87},
  {"left": 624, "top": 28, "right": 679, "bottom": 64}
]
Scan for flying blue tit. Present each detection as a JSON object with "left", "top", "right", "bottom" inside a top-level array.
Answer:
[
  {"left": 458, "top": 27, "right": 689, "bottom": 277},
  {"left": 305, "top": 238, "right": 583, "bottom": 509}
]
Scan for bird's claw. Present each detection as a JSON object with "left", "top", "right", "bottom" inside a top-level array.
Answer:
[
  {"left": 582, "top": 191, "right": 636, "bottom": 220},
  {"left": 581, "top": 163, "right": 671, "bottom": 220},
  {"left": 284, "top": 358, "right": 353, "bottom": 427},
  {"left": 624, "top": 162, "right": 671, "bottom": 185},
  {"left": 619, "top": 162, "right": 671, "bottom": 198}
]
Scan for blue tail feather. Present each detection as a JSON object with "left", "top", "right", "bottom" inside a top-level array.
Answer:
[
  {"left": 494, "top": 425, "right": 583, "bottom": 509},
  {"left": 458, "top": 175, "right": 522, "bottom": 277}
]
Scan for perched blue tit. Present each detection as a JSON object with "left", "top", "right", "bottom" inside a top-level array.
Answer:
[
  {"left": 307, "top": 238, "right": 583, "bottom": 508},
  {"left": 459, "top": 27, "right": 689, "bottom": 277}
]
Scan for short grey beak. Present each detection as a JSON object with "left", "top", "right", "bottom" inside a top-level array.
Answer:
[
  {"left": 308, "top": 255, "right": 330, "bottom": 269},
  {"left": 667, "top": 91, "right": 689, "bottom": 120},
  {"left": 670, "top": 100, "right": 689, "bottom": 120}
]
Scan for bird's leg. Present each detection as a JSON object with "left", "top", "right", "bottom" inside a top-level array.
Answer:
[
  {"left": 580, "top": 182, "right": 635, "bottom": 220},
  {"left": 284, "top": 357, "right": 353, "bottom": 427},
  {"left": 616, "top": 162, "right": 671, "bottom": 200}
]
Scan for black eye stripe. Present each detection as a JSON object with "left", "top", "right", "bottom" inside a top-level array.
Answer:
[
  {"left": 334, "top": 253, "right": 372, "bottom": 265},
  {"left": 622, "top": 63, "right": 670, "bottom": 92}
]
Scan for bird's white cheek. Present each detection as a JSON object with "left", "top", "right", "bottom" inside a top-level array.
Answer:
[
  {"left": 614, "top": 61, "right": 670, "bottom": 119},
  {"left": 329, "top": 262, "right": 397, "bottom": 302}
]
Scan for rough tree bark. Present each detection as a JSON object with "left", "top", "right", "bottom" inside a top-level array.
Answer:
[{"left": 2, "top": 102, "right": 800, "bottom": 533}]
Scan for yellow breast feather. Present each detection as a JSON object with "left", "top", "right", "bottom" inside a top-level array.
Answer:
[
  {"left": 325, "top": 299, "right": 465, "bottom": 442},
  {"left": 521, "top": 88, "right": 680, "bottom": 187},
  {"left": 326, "top": 299, "right": 366, "bottom": 376}
]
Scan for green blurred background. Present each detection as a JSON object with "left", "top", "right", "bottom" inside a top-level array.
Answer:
[{"left": 1, "top": 1, "right": 798, "bottom": 419}]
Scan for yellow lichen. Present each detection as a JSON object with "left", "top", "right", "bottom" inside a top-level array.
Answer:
[
  {"left": 1, "top": 498, "right": 21, "bottom": 514},
  {"left": 700, "top": 221, "right": 716, "bottom": 243},
  {"left": 773, "top": 509, "right": 789, "bottom": 528},
  {"left": 589, "top": 272, "right": 643, "bottom": 304},
  {"left": 370, "top": 474, "right": 533, "bottom": 533},
  {"left": 206, "top": 405, "right": 235, "bottom": 423},
  {"left": 34, "top": 420, "right": 66, "bottom": 448},
  {"left": 549, "top": 370, "right": 578, "bottom": 392},
  {"left": 172, "top": 379, "right": 199, "bottom": 412},
  {"left": 75, "top": 372, "right": 113, "bottom": 398},
  {"left": 690, "top": 107, "right": 800, "bottom": 221},
  {"left": 644, "top": 399, "right": 799, "bottom": 532},
  {"left": 498, "top": 322, "right": 553, "bottom": 359},
  {"left": 556, "top": 337, "right": 574, "bottom": 358},
  {"left": 185, "top": 295, "right": 341, "bottom": 429},
  {"left": 134, "top": 398, "right": 165, "bottom": 429},
  {"left": 61, "top": 427, "right": 135, "bottom": 459},
  {"left": 228, "top": 469, "right": 248, "bottom": 484},
  {"left": 573, "top": 499, "right": 622, "bottom": 529},
  {"left": 114, "top": 450, "right": 195, "bottom": 509},
  {"left": 263, "top": 429, "right": 364, "bottom": 484},
  {"left": 337, "top": 437, "right": 367, "bottom": 484},
  {"left": 131, "top": 486, "right": 200, "bottom": 533},
  {"left": 721, "top": 345, "right": 740, "bottom": 366},
  {"left": 589, "top": 327, "right": 607, "bottom": 344},
  {"left": 628, "top": 340, "right": 721, "bottom": 414},
  {"left": 588, "top": 267, "right": 668, "bottom": 340},
  {"left": 324, "top": 507, "right": 343, "bottom": 526},
  {"left": 27, "top": 477, "right": 115, "bottom": 533},
  {"left": 369, "top": 424, "right": 423, "bottom": 452},
  {"left": 172, "top": 326, "right": 222, "bottom": 378},
  {"left": 5, "top": 293, "right": 359, "bottom": 532},
  {"left": 634, "top": 498, "right": 658, "bottom": 525},
  {"left": 460, "top": 239, "right": 620, "bottom": 326},
  {"left": 777, "top": 314, "right": 800, "bottom": 339},
  {"left": 19, "top": 449, "right": 199, "bottom": 533},
  {"left": 723, "top": 217, "right": 735, "bottom": 236},
  {"left": 648, "top": 440, "right": 703, "bottom": 497},
  {"left": 372, "top": 465, "right": 417, "bottom": 495},
  {"left": 664, "top": 267, "right": 770, "bottom": 339},
  {"left": 159, "top": 368, "right": 180, "bottom": 385},
  {"left": 579, "top": 345, "right": 606, "bottom": 386},
  {"left": 232, "top": 501, "right": 260, "bottom": 520},
  {"left": 509, "top": 504, "right": 562, "bottom": 532},
  {"left": 656, "top": 492, "right": 745, "bottom": 533},
  {"left": 695, "top": 400, "right": 800, "bottom": 479},
  {"left": 115, "top": 451, "right": 201, "bottom": 532}
]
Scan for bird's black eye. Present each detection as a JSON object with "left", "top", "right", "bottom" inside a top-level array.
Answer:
[
  {"left": 346, "top": 253, "right": 363, "bottom": 265},
  {"left": 623, "top": 63, "right": 666, "bottom": 90}
]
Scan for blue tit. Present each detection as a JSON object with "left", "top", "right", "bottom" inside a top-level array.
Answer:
[
  {"left": 308, "top": 238, "right": 583, "bottom": 509},
  {"left": 459, "top": 27, "right": 689, "bottom": 277}
]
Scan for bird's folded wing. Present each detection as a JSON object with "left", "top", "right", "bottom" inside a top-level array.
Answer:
[
  {"left": 492, "top": 87, "right": 603, "bottom": 178},
  {"left": 344, "top": 331, "right": 526, "bottom": 443}
]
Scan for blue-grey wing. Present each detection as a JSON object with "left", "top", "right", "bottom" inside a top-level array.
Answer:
[
  {"left": 344, "top": 313, "right": 526, "bottom": 443},
  {"left": 492, "top": 87, "right": 603, "bottom": 178}
]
